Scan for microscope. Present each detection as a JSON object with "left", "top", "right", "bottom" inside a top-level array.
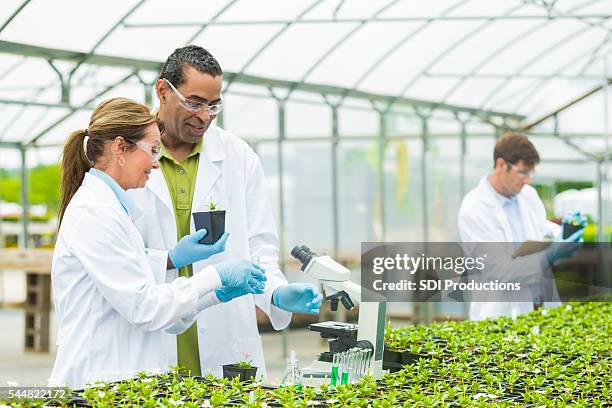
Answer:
[{"left": 291, "top": 245, "right": 386, "bottom": 382}]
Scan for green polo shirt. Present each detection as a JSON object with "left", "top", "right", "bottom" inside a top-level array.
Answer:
[{"left": 159, "top": 140, "right": 203, "bottom": 376}]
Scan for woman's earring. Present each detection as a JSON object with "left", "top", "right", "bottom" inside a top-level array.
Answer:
[{"left": 118, "top": 156, "right": 126, "bottom": 167}]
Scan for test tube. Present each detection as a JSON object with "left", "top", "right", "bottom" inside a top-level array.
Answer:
[
  {"left": 331, "top": 353, "right": 338, "bottom": 387},
  {"left": 355, "top": 350, "right": 366, "bottom": 381},
  {"left": 346, "top": 348, "right": 353, "bottom": 383},
  {"left": 340, "top": 352, "right": 349, "bottom": 385},
  {"left": 353, "top": 348, "right": 362, "bottom": 383},
  {"left": 364, "top": 349, "right": 372, "bottom": 376},
  {"left": 347, "top": 349, "right": 355, "bottom": 384}
]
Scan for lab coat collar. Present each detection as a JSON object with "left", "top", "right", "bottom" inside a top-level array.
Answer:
[
  {"left": 88, "top": 168, "right": 135, "bottom": 217},
  {"left": 147, "top": 167, "right": 173, "bottom": 215},
  {"left": 478, "top": 175, "right": 514, "bottom": 241},
  {"left": 479, "top": 175, "right": 507, "bottom": 207},
  {"left": 201, "top": 125, "right": 226, "bottom": 162},
  {"left": 487, "top": 177, "right": 518, "bottom": 209}
]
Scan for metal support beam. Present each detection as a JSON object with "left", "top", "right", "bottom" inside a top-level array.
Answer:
[
  {"left": 26, "top": 71, "right": 139, "bottom": 146},
  {"left": 458, "top": 118, "right": 469, "bottom": 320},
  {"left": 460, "top": 121, "right": 468, "bottom": 200},
  {"left": 597, "top": 162, "right": 605, "bottom": 243},
  {"left": 0, "top": 40, "right": 524, "bottom": 123},
  {"left": 19, "top": 145, "right": 28, "bottom": 249},
  {"left": 426, "top": 73, "right": 611, "bottom": 81},
  {"left": 68, "top": 0, "right": 148, "bottom": 82},
  {"left": 286, "top": 0, "right": 403, "bottom": 102},
  {"left": 275, "top": 99, "right": 288, "bottom": 358},
  {"left": 136, "top": 73, "right": 154, "bottom": 107},
  {"left": 523, "top": 78, "right": 612, "bottom": 131},
  {"left": 0, "top": 141, "right": 21, "bottom": 149},
  {"left": 416, "top": 110, "right": 434, "bottom": 324},
  {"left": 47, "top": 61, "right": 71, "bottom": 104},
  {"left": 377, "top": 111, "right": 387, "bottom": 241},
  {"left": 183, "top": 0, "right": 239, "bottom": 45},
  {"left": 494, "top": 126, "right": 502, "bottom": 140},
  {"left": 0, "top": 98, "right": 89, "bottom": 110},
  {"left": 224, "top": 0, "right": 324, "bottom": 94},
  {"left": 276, "top": 100, "right": 287, "bottom": 270},
  {"left": 216, "top": 108, "right": 224, "bottom": 128},
  {"left": 227, "top": 73, "right": 522, "bottom": 121},
  {"left": 124, "top": 14, "right": 612, "bottom": 28},
  {"left": 24, "top": 131, "right": 612, "bottom": 150},
  {"left": 330, "top": 105, "right": 340, "bottom": 260},
  {"left": 527, "top": 107, "right": 602, "bottom": 162},
  {"left": 601, "top": 56, "right": 610, "bottom": 248},
  {"left": 0, "top": 0, "right": 31, "bottom": 34},
  {"left": 0, "top": 40, "right": 163, "bottom": 71},
  {"left": 453, "top": 112, "right": 472, "bottom": 201},
  {"left": 419, "top": 113, "right": 431, "bottom": 243}
]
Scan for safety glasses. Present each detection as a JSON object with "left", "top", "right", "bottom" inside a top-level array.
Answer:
[
  {"left": 163, "top": 78, "right": 223, "bottom": 116},
  {"left": 135, "top": 141, "right": 162, "bottom": 161},
  {"left": 508, "top": 163, "right": 535, "bottom": 179}
]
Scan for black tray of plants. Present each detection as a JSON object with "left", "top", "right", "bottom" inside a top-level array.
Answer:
[{"left": 17, "top": 301, "right": 611, "bottom": 407}]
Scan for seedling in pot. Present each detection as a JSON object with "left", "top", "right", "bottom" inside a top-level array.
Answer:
[
  {"left": 223, "top": 352, "right": 259, "bottom": 382},
  {"left": 193, "top": 197, "right": 226, "bottom": 244},
  {"left": 236, "top": 360, "right": 254, "bottom": 369}
]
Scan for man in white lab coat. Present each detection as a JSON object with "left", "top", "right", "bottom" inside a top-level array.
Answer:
[
  {"left": 129, "top": 46, "right": 322, "bottom": 378},
  {"left": 458, "top": 133, "right": 583, "bottom": 320}
]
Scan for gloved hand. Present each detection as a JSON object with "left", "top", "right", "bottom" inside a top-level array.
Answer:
[
  {"left": 272, "top": 283, "right": 323, "bottom": 314},
  {"left": 546, "top": 228, "right": 584, "bottom": 265},
  {"left": 169, "top": 231, "right": 229, "bottom": 269},
  {"left": 562, "top": 211, "right": 588, "bottom": 233},
  {"left": 214, "top": 260, "right": 267, "bottom": 302},
  {"left": 216, "top": 284, "right": 266, "bottom": 303}
]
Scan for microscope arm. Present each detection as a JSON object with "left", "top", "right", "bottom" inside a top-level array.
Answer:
[{"left": 320, "top": 280, "right": 362, "bottom": 310}]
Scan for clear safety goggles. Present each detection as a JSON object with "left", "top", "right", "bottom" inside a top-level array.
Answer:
[
  {"left": 135, "top": 141, "right": 163, "bottom": 161},
  {"left": 163, "top": 78, "right": 223, "bottom": 116}
]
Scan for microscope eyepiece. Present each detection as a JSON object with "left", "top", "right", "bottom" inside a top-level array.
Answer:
[{"left": 290, "top": 245, "right": 317, "bottom": 271}]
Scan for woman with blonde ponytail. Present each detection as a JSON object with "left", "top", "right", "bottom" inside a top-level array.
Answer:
[{"left": 50, "top": 98, "right": 266, "bottom": 389}]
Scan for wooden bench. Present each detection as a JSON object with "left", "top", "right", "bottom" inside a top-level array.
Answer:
[{"left": 0, "top": 249, "right": 53, "bottom": 352}]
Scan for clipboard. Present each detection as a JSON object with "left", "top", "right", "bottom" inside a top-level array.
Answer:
[{"left": 512, "top": 240, "right": 552, "bottom": 258}]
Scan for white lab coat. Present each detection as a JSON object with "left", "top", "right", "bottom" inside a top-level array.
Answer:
[
  {"left": 50, "top": 173, "right": 223, "bottom": 389},
  {"left": 458, "top": 176, "right": 561, "bottom": 320},
  {"left": 128, "top": 125, "right": 291, "bottom": 379}
]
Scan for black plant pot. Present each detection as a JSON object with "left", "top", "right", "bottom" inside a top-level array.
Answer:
[
  {"left": 222, "top": 364, "right": 258, "bottom": 382},
  {"left": 193, "top": 210, "right": 226, "bottom": 244},
  {"left": 384, "top": 348, "right": 429, "bottom": 365}
]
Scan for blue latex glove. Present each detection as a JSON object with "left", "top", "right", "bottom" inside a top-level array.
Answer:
[
  {"left": 169, "top": 231, "right": 229, "bottom": 269},
  {"left": 272, "top": 283, "right": 323, "bottom": 314},
  {"left": 216, "top": 284, "right": 266, "bottom": 303},
  {"left": 546, "top": 228, "right": 584, "bottom": 265},
  {"left": 215, "top": 259, "right": 267, "bottom": 300},
  {"left": 562, "top": 211, "right": 588, "bottom": 229}
]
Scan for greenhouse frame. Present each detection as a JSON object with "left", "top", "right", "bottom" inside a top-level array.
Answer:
[{"left": 0, "top": 0, "right": 611, "bottom": 405}]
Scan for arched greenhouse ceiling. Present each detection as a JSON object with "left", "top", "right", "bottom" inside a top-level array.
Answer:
[{"left": 0, "top": 0, "right": 611, "bottom": 157}]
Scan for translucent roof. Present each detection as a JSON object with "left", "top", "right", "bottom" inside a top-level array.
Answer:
[{"left": 0, "top": 0, "right": 611, "bottom": 149}]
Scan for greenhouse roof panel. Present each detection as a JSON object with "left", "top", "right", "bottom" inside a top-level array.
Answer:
[
  {"left": 245, "top": 21, "right": 360, "bottom": 82},
  {"left": 127, "top": 0, "right": 230, "bottom": 25},
  {"left": 1, "top": 0, "right": 142, "bottom": 51},
  {"left": 0, "top": 0, "right": 609, "bottom": 145}
]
